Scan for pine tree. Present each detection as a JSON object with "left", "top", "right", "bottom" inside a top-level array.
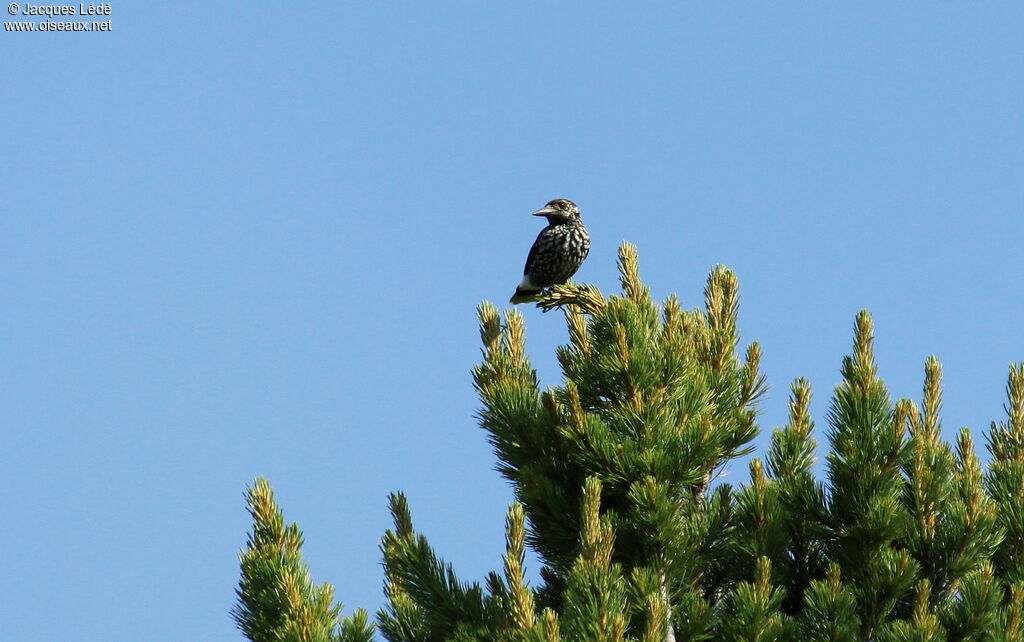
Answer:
[
  {"left": 233, "top": 479, "right": 375, "bottom": 642},
  {"left": 235, "top": 243, "right": 1024, "bottom": 641}
]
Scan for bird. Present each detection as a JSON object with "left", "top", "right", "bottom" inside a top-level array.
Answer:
[{"left": 510, "top": 198, "right": 590, "bottom": 304}]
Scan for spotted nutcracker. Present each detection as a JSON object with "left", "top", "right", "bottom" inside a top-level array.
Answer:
[{"left": 510, "top": 199, "right": 590, "bottom": 304}]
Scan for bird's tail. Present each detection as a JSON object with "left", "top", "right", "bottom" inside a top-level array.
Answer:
[{"left": 510, "top": 288, "right": 541, "bottom": 304}]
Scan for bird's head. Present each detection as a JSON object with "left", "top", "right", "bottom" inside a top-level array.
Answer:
[{"left": 533, "top": 199, "right": 580, "bottom": 223}]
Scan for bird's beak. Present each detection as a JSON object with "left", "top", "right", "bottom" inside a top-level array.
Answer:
[{"left": 532, "top": 206, "right": 557, "bottom": 216}]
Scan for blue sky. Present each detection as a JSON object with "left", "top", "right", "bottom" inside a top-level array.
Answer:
[{"left": 3, "top": 3, "right": 1022, "bottom": 640}]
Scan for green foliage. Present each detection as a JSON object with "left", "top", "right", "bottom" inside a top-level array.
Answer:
[
  {"left": 987, "top": 365, "right": 1024, "bottom": 588},
  {"left": 377, "top": 493, "right": 501, "bottom": 641},
  {"left": 473, "top": 244, "right": 765, "bottom": 622},
  {"left": 234, "top": 243, "right": 1024, "bottom": 641},
  {"left": 823, "top": 312, "right": 918, "bottom": 637},
  {"left": 764, "top": 379, "right": 828, "bottom": 615},
  {"left": 799, "top": 564, "right": 860, "bottom": 640},
  {"left": 716, "top": 557, "right": 794, "bottom": 640},
  {"left": 232, "top": 478, "right": 374, "bottom": 642}
]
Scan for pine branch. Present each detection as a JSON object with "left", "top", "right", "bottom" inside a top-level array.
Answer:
[
  {"left": 986, "top": 364, "right": 1024, "bottom": 588},
  {"left": 535, "top": 282, "right": 606, "bottom": 315},
  {"left": 232, "top": 478, "right": 369, "bottom": 642},
  {"left": 799, "top": 565, "right": 859, "bottom": 641},
  {"left": 379, "top": 493, "right": 499, "bottom": 641},
  {"left": 504, "top": 503, "right": 537, "bottom": 634},
  {"left": 717, "top": 557, "right": 793, "bottom": 640},
  {"left": 561, "top": 478, "right": 629, "bottom": 642},
  {"left": 824, "top": 311, "right": 917, "bottom": 638}
]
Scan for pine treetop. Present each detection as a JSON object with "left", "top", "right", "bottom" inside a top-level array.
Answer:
[{"left": 235, "top": 243, "right": 1024, "bottom": 641}]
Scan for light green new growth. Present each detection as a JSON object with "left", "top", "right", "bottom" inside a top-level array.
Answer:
[{"left": 233, "top": 478, "right": 374, "bottom": 642}]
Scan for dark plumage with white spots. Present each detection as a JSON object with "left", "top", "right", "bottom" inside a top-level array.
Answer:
[{"left": 510, "top": 199, "right": 590, "bottom": 304}]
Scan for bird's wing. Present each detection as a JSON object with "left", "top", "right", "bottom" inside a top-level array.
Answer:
[{"left": 521, "top": 226, "right": 550, "bottom": 275}]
